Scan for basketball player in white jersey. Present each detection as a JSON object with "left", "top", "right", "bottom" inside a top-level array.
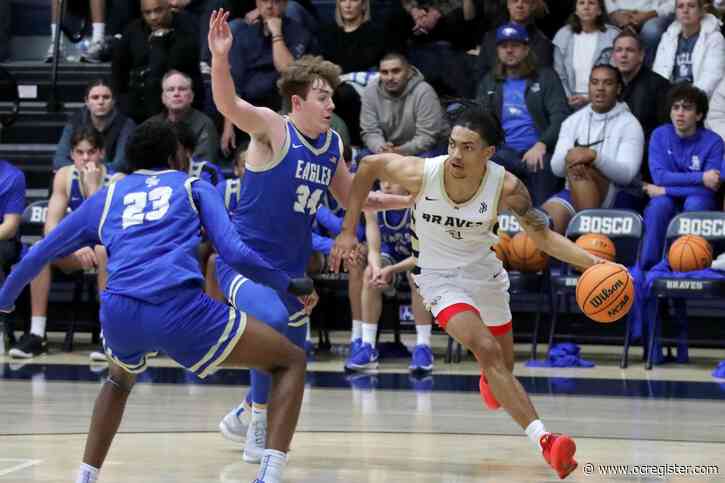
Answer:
[{"left": 331, "top": 107, "right": 603, "bottom": 479}]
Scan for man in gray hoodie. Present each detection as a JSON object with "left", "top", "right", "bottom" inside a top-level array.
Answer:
[{"left": 360, "top": 52, "right": 448, "bottom": 157}]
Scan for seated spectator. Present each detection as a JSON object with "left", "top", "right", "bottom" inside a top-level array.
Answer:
[
  {"left": 613, "top": 31, "right": 671, "bottom": 139},
  {"left": 638, "top": 84, "right": 722, "bottom": 272},
  {"left": 171, "top": 121, "right": 225, "bottom": 186},
  {"left": 553, "top": 0, "right": 620, "bottom": 110},
  {"left": 384, "top": 0, "right": 475, "bottom": 97},
  {"left": 360, "top": 53, "right": 448, "bottom": 157},
  {"left": 53, "top": 78, "right": 136, "bottom": 173},
  {"left": 0, "top": 0, "right": 10, "bottom": 62},
  {"left": 222, "top": 0, "right": 318, "bottom": 156},
  {"left": 8, "top": 128, "right": 111, "bottom": 361},
  {"left": 653, "top": 0, "right": 725, "bottom": 97},
  {"left": 222, "top": 0, "right": 319, "bottom": 34},
  {"left": 112, "top": 0, "right": 203, "bottom": 123},
  {"left": 46, "top": 0, "right": 107, "bottom": 62},
  {"left": 344, "top": 181, "right": 434, "bottom": 374},
  {"left": 477, "top": 22, "right": 570, "bottom": 206},
  {"left": 543, "top": 64, "right": 644, "bottom": 234},
  {"left": 478, "top": 0, "right": 554, "bottom": 78},
  {"left": 605, "top": 0, "right": 675, "bottom": 66},
  {"left": 320, "top": 0, "right": 386, "bottom": 145},
  {"left": 149, "top": 70, "right": 219, "bottom": 164},
  {"left": 0, "top": 159, "right": 24, "bottom": 276},
  {"left": 705, "top": 77, "right": 725, "bottom": 141}
]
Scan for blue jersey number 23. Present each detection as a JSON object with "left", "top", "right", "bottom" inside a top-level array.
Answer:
[{"left": 122, "top": 186, "right": 173, "bottom": 229}]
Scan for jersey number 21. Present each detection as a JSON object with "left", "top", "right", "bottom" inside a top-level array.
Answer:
[{"left": 122, "top": 186, "right": 173, "bottom": 229}]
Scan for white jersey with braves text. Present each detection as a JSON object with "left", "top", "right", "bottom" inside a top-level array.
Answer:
[{"left": 412, "top": 156, "right": 505, "bottom": 270}]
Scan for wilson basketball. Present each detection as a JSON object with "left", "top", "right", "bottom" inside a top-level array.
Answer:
[
  {"left": 509, "top": 232, "right": 549, "bottom": 272},
  {"left": 576, "top": 263, "right": 634, "bottom": 323},
  {"left": 576, "top": 233, "right": 616, "bottom": 262},
  {"left": 493, "top": 232, "right": 511, "bottom": 267},
  {"left": 668, "top": 235, "right": 713, "bottom": 272}
]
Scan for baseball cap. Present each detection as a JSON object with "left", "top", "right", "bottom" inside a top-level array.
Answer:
[{"left": 496, "top": 22, "right": 529, "bottom": 45}]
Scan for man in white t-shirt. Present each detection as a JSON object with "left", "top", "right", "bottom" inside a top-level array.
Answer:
[{"left": 331, "top": 107, "right": 605, "bottom": 480}]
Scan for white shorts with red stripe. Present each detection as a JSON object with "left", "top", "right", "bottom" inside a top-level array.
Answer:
[{"left": 413, "top": 262, "right": 512, "bottom": 333}]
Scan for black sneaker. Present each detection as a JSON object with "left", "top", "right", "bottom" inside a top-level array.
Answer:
[{"left": 8, "top": 334, "right": 47, "bottom": 359}]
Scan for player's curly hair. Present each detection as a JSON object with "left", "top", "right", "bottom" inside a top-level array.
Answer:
[
  {"left": 277, "top": 55, "right": 342, "bottom": 101},
  {"left": 452, "top": 103, "right": 505, "bottom": 148},
  {"left": 125, "top": 119, "right": 178, "bottom": 173}
]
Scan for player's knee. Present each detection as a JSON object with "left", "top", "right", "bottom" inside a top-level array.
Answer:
[
  {"left": 107, "top": 365, "right": 136, "bottom": 394},
  {"left": 471, "top": 336, "right": 503, "bottom": 369}
]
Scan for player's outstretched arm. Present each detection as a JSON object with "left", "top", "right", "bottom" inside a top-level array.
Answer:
[
  {"left": 500, "top": 172, "right": 598, "bottom": 270},
  {"left": 330, "top": 153, "right": 424, "bottom": 272},
  {"left": 208, "top": 9, "right": 284, "bottom": 142},
  {"left": 191, "top": 179, "right": 313, "bottom": 295},
  {"left": 0, "top": 193, "right": 104, "bottom": 311}
]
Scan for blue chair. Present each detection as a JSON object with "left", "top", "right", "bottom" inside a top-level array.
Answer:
[
  {"left": 548, "top": 209, "right": 644, "bottom": 368},
  {"left": 646, "top": 211, "right": 725, "bottom": 370}
]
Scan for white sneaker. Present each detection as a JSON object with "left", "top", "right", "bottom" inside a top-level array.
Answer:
[
  {"left": 219, "top": 402, "right": 251, "bottom": 443},
  {"left": 81, "top": 40, "right": 105, "bottom": 63},
  {"left": 243, "top": 417, "right": 267, "bottom": 463},
  {"left": 44, "top": 39, "right": 64, "bottom": 62}
]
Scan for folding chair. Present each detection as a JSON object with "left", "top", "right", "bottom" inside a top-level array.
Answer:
[
  {"left": 548, "top": 209, "right": 643, "bottom": 368},
  {"left": 646, "top": 211, "right": 725, "bottom": 370},
  {"left": 444, "top": 212, "right": 554, "bottom": 363},
  {"left": 19, "top": 200, "right": 100, "bottom": 351}
]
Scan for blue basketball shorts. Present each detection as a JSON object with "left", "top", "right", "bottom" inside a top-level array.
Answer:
[
  {"left": 215, "top": 257, "right": 307, "bottom": 329},
  {"left": 100, "top": 287, "right": 246, "bottom": 378}
]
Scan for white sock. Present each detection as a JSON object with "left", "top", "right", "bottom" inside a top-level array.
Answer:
[
  {"left": 256, "top": 449, "right": 286, "bottom": 483},
  {"left": 92, "top": 23, "right": 105, "bottom": 43},
  {"left": 235, "top": 399, "right": 250, "bottom": 418},
  {"left": 525, "top": 419, "right": 548, "bottom": 451},
  {"left": 30, "top": 316, "right": 46, "bottom": 337},
  {"left": 306, "top": 323, "right": 312, "bottom": 342},
  {"left": 50, "top": 23, "right": 58, "bottom": 41},
  {"left": 351, "top": 320, "right": 363, "bottom": 341},
  {"left": 416, "top": 324, "right": 432, "bottom": 346},
  {"left": 252, "top": 406, "right": 267, "bottom": 423},
  {"left": 75, "top": 463, "right": 98, "bottom": 483},
  {"left": 362, "top": 323, "right": 377, "bottom": 346}
]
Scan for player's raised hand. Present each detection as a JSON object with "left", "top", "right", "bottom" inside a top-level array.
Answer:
[
  {"left": 330, "top": 232, "right": 358, "bottom": 273},
  {"left": 208, "top": 9, "right": 232, "bottom": 58}
]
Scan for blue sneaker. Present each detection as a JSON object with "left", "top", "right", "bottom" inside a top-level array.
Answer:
[
  {"left": 349, "top": 337, "right": 363, "bottom": 355},
  {"left": 409, "top": 344, "right": 434, "bottom": 372},
  {"left": 345, "top": 343, "right": 379, "bottom": 370}
]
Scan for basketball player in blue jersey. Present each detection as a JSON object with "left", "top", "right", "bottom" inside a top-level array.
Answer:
[
  {"left": 8, "top": 127, "right": 113, "bottom": 361},
  {"left": 208, "top": 9, "right": 412, "bottom": 462},
  {"left": 345, "top": 180, "right": 435, "bottom": 373},
  {"left": 332, "top": 108, "right": 609, "bottom": 480},
  {"left": 0, "top": 120, "right": 314, "bottom": 483}
]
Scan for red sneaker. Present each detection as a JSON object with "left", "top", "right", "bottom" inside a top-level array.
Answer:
[
  {"left": 478, "top": 373, "right": 501, "bottom": 410},
  {"left": 540, "top": 433, "right": 578, "bottom": 479}
]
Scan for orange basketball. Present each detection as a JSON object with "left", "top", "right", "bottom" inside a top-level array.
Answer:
[
  {"left": 576, "top": 233, "right": 616, "bottom": 262},
  {"left": 509, "top": 232, "right": 549, "bottom": 272},
  {"left": 668, "top": 235, "right": 713, "bottom": 272},
  {"left": 493, "top": 232, "right": 512, "bottom": 267},
  {"left": 576, "top": 263, "right": 634, "bottom": 323}
]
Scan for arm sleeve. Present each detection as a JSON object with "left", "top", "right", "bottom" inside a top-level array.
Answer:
[
  {"left": 315, "top": 205, "right": 344, "bottom": 236},
  {"left": 312, "top": 232, "right": 334, "bottom": 256},
  {"left": 694, "top": 32, "right": 725, "bottom": 97},
  {"left": 192, "top": 180, "right": 292, "bottom": 292},
  {"left": 550, "top": 118, "right": 575, "bottom": 177},
  {"left": 360, "top": 84, "right": 387, "bottom": 153},
  {"left": 398, "top": 84, "right": 445, "bottom": 155},
  {"left": 706, "top": 79, "right": 725, "bottom": 141},
  {"left": 592, "top": 119, "right": 644, "bottom": 185},
  {"left": 552, "top": 34, "right": 572, "bottom": 98},
  {"left": 648, "top": 130, "right": 705, "bottom": 186},
  {"left": 4, "top": 170, "right": 26, "bottom": 214},
  {"left": 665, "top": 186, "right": 715, "bottom": 197},
  {"left": 0, "top": 194, "right": 103, "bottom": 310},
  {"left": 539, "top": 70, "right": 571, "bottom": 150},
  {"left": 52, "top": 124, "right": 74, "bottom": 171}
]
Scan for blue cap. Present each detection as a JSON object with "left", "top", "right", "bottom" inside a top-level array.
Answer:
[{"left": 496, "top": 23, "right": 529, "bottom": 45}]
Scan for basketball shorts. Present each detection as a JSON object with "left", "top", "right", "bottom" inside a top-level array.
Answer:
[
  {"left": 215, "top": 257, "right": 307, "bottom": 329},
  {"left": 546, "top": 186, "right": 642, "bottom": 217},
  {"left": 100, "top": 287, "right": 246, "bottom": 379},
  {"left": 413, "top": 259, "right": 512, "bottom": 330}
]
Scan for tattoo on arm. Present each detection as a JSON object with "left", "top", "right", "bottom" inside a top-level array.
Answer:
[{"left": 508, "top": 178, "right": 548, "bottom": 232}]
